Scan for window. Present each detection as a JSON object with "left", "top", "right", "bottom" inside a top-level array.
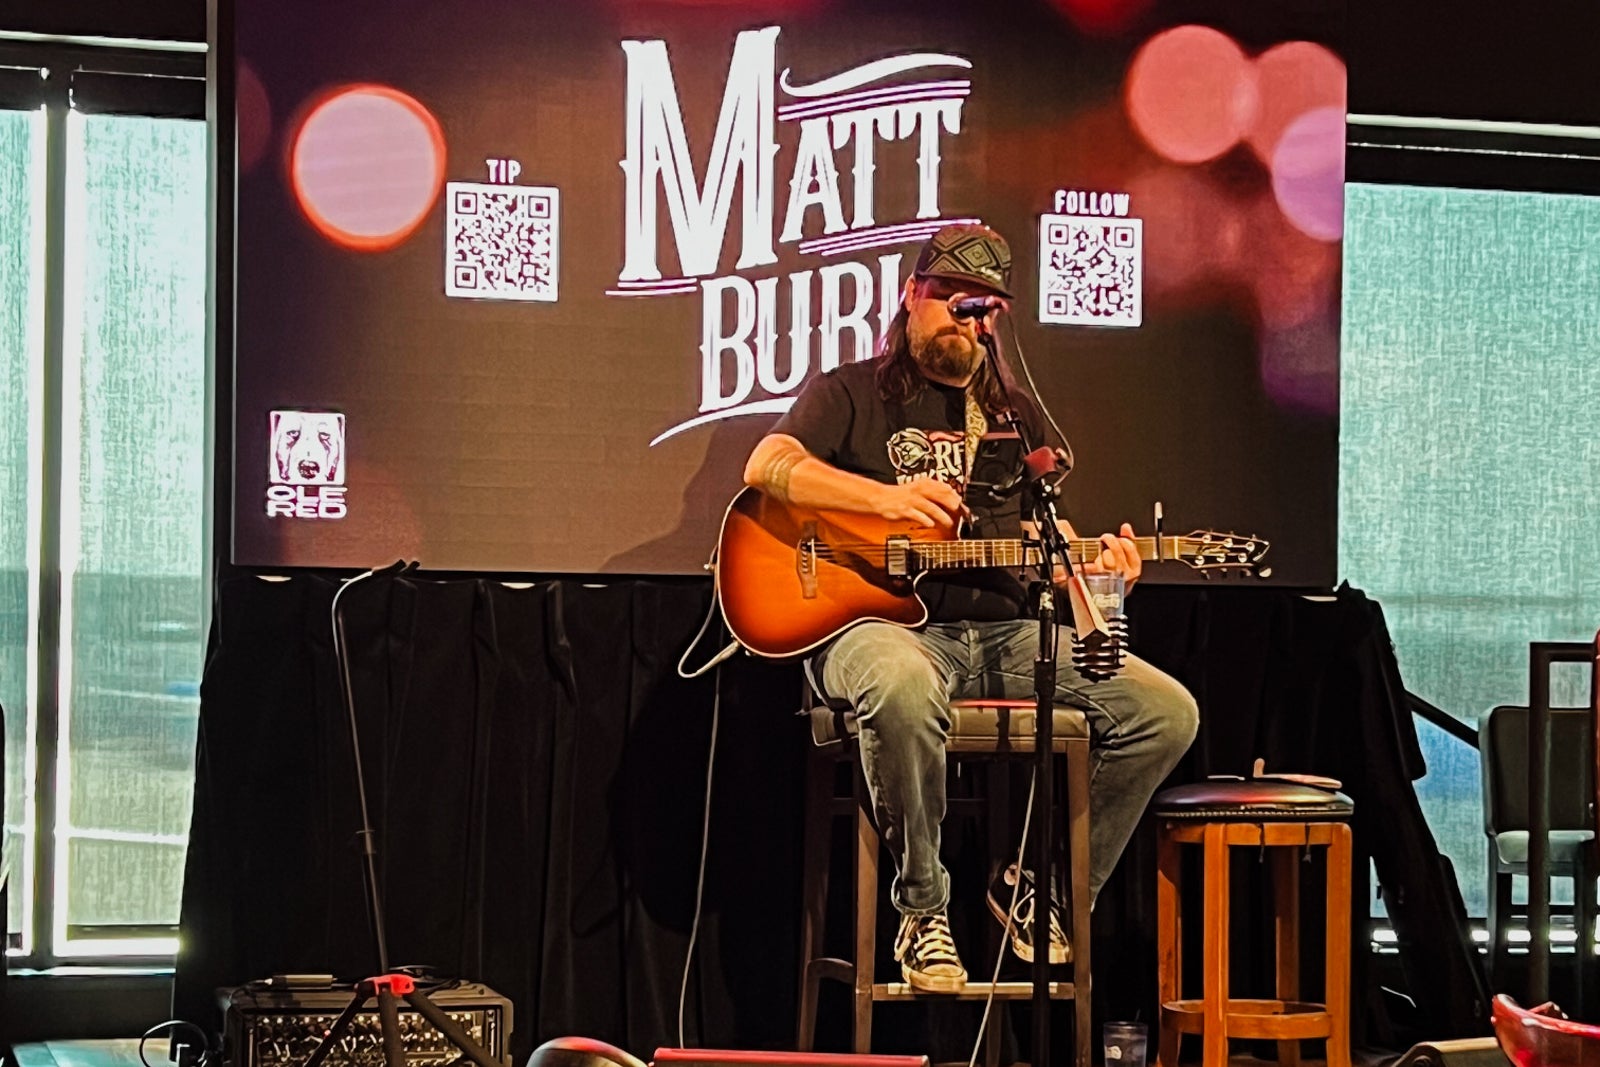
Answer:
[
  {"left": 3, "top": 55, "right": 206, "bottom": 961},
  {"left": 56, "top": 110, "right": 207, "bottom": 953},
  {"left": 1340, "top": 182, "right": 1600, "bottom": 921},
  {"left": 1, "top": 105, "right": 45, "bottom": 950}
]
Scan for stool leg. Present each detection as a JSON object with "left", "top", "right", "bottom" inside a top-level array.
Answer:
[
  {"left": 1202, "top": 824, "right": 1230, "bottom": 1067},
  {"left": 1325, "top": 824, "right": 1354, "bottom": 1067},
  {"left": 1576, "top": 855, "right": 1597, "bottom": 1019},
  {"left": 1068, "top": 743, "right": 1093, "bottom": 1067},
  {"left": 1487, "top": 853, "right": 1511, "bottom": 993},
  {"left": 1272, "top": 845, "right": 1301, "bottom": 1067},
  {"left": 797, "top": 749, "right": 832, "bottom": 1051},
  {"left": 854, "top": 773, "right": 877, "bottom": 1054},
  {"left": 1157, "top": 823, "right": 1181, "bottom": 1067}
]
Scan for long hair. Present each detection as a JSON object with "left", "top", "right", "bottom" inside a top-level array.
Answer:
[{"left": 874, "top": 302, "right": 1015, "bottom": 418}]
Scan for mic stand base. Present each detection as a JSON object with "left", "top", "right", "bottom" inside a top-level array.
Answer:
[{"left": 300, "top": 975, "right": 505, "bottom": 1067}]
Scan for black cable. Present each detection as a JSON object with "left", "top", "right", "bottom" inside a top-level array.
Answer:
[
  {"left": 1003, "top": 313, "right": 1075, "bottom": 481},
  {"left": 677, "top": 661, "right": 723, "bottom": 1047},
  {"left": 138, "top": 1020, "right": 212, "bottom": 1067}
]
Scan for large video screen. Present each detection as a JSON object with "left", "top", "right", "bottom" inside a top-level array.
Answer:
[{"left": 230, "top": 0, "right": 1345, "bottom": 584}]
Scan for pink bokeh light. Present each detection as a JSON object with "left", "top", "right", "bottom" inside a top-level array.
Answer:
[
  {"left": 290, "top": 85, "right": 446, "bottom": 252},
  {"left": 1271, "top": 106, "right": 1346, "bottom": 242},
  {"left": 1259, "top": 315, "right": 1340, "bottom": 416},
  {"left": 1124, "top": 26, "right": 1258, "bottom": 164}
]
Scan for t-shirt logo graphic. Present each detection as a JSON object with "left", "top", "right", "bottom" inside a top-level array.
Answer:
[
  {"left": 887, "top": 428, "right": 933, "bottom": 474},
  {"left": 887, "top": 428, "right": 965, "bottom": 487},
  {"left": 270, "top": 410, "right": 345, "bottom": 486}
]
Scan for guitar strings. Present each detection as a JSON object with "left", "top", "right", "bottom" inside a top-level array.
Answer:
[{"left": 802, "top": 536, "right": 1247, "bottom": 566}]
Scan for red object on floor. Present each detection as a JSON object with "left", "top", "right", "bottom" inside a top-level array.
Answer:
[{"left": 1492, "top": 994, "right": 1600, "bottom": 1066}]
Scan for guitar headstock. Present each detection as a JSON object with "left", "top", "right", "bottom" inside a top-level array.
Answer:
[{"left": 1177, "top": 531, "right": 1272, "bottom": 578}]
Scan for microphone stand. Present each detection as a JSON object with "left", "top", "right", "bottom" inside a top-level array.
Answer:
[
  {"left": 973, "top": 325, "right": 1076, "bottom": 1067},
  {"left": 298, "top": 560, "right": 505, "bottom": 1067}
]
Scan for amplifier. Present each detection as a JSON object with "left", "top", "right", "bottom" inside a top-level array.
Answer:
[{"left": 221, "top": 982, "right": 513, "bottom": 1067}]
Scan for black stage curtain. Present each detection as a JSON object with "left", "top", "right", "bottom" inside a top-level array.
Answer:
[{"left": 174, "top": 576, "right": 1487, "bottom": 1062}]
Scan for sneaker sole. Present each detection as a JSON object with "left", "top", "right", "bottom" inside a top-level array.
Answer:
[
  {"left": 986, "top": 892, "right": 1072, "bottom": 965},
  {"left": 900, "top": 962, "right": 968, "bottom": 993}
]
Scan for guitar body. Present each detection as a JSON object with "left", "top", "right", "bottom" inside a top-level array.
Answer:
[
  {"left": 715, "top": 486, "right": 948, "bottom": 659},
  {"left": 714, "top": 487, "right": 1269, "bottom": 659}
]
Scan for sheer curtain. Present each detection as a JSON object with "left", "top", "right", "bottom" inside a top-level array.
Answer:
[{"left": 1340, "top": 182, "right": 1600, "bottom": 918}]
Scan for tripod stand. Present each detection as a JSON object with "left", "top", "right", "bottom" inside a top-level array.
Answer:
[{"left": 299, "top": 561, "right": 506, "bottom": 1067}]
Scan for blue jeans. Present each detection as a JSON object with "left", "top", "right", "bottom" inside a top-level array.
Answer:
[{"left": 812, "top": 618, "right": 1199, "bottom": 916}]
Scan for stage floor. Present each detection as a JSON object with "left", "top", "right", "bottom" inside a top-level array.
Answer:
[{"left": 10, "top": 1038, "right": 1395, "bottom": 1067}]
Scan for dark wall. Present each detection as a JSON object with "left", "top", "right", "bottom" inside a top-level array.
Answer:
[{"left": 7, "top": 0, "right": 1600, "bottom": 127}]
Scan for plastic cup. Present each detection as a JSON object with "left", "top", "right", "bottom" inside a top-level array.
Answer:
[{"left": 1102, "top": 1020, "right": 1148, "bottom": 1067}]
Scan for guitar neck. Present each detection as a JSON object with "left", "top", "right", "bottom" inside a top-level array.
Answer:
[{"left": 908, "top": 536, "right": 1188, "bottom": 572}]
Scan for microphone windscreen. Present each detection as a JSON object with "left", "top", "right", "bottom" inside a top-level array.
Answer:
[{"left": 1022, "top": 446, "right": 1059, "bottom": 482}]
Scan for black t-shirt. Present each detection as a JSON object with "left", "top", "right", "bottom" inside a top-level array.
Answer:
[{"left": 771, "top": 359, "right": 1047, "bottom": 623}]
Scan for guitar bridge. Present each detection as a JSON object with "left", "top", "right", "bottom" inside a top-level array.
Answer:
[
  {"left": 797, "top": 522, "right": 819, "bottom": 599},
  {"left": 885, "top": 535, "right": 912, "bottom": 579}
]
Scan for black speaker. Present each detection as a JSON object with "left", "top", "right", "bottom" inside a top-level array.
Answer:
[{"left": 1392, "top": 1038, "right": 1508, "bottom": 1066}]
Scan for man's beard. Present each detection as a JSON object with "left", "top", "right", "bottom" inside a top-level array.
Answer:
[{"left": 908, "top": 321, "right": 983, "bottom": 382}]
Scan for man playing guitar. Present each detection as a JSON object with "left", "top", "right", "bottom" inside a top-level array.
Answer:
[{"left": 741, "top": 224, "right": 1199, "bottom": 993}]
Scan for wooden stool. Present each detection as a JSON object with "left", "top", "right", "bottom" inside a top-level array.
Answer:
[
  {"left": 1153, "top": 780, "right": 1354, "bottom": 1067},
  {"left": 796, "top": 697, "right": 1094, "bottom": 1067}
]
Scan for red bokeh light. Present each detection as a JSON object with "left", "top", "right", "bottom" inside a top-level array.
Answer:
[
  {"left": 1050, "top": 0, "right": 1154, "bottom": 37},
  {"left": 1244, "top": 41, "right": 1346, "bottom": 164},
  {"left": 1244, "top": 190, "right": 1341, "bottom": 330},
  {"left": 1124, "top": 26, "right": 1258, "bottom": 164},
  {"left": 290, "top": 85, "right": 446, "bottom": 252},
  {"left": 236, "top": 60, "right": 272, "bottom": 175},
  {"left": 1123, "top": 166, "right": 1247, "bottom": 298}
]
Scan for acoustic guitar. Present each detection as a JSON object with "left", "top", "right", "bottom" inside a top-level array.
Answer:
[{"left": 713, "top": 486, "right": 1270, "bottom": 659}]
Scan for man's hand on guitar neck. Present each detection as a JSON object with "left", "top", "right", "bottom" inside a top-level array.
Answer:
[
  {"left": 744, "top": 433, "right": 961, "bottom": 527},
  {"left": 1031, "top": 520, "right": 1142, "bottom": 590},
  {"left": 1073, "top": 522, "right": 1142, "bottom": 589}
]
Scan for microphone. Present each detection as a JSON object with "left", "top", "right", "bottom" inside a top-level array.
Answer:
[{"left": 949, "top": 295, "right": 1004, "bottom": 320}]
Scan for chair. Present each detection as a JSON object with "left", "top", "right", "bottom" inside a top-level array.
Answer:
[
  {"left": 1153, "top": 780, "right": 1355, "bottom": 1067},
  {"left": 1480, "top": 704, "right": 1597, "bottom": 991},
  {"left": 795, "top": 696, "right": 1093, "bottom": 1067},
  {"left": 1492, "top": 993, "right": 1600, "bottom": 1066}
]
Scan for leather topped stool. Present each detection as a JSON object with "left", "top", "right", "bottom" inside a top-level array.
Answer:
[
  {"left": 1153, "top": 780, "right": 1354, "bottom": 1067},
  {"left": 796, "top": 697, "right": 1094, "bottom": 1067}
]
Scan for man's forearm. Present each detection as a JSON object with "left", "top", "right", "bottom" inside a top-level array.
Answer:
[{"left": 745, "top": 434, "right": 889, "bottom": 514}]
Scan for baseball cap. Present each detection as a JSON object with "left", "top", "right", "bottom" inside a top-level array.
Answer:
[{"left": 912, "top": 223, "right": 1013, "bottom": 299}]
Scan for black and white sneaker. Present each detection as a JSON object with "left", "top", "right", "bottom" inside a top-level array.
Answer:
[
  {"left": 893, "top": 911, "right": 968, "bottom": 993},
  {"left": 987, "top": 863, "right": 1071, "bottom": 964}
]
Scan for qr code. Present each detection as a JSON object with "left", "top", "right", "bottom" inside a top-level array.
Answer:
[
  {"left": 445, "top": 183, "right": 560, "bottom": 302},
  {"left": 1038, "top": 214, "right": 1141, "bottom": 328}
]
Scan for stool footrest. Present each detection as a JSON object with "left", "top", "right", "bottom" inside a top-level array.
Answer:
[
  {"left": 1161, "top": 998, "right": 1332, "bottom": 1040},
  {"left": 874, "top": 981, "right": 1078, "bottom": 1001}
]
